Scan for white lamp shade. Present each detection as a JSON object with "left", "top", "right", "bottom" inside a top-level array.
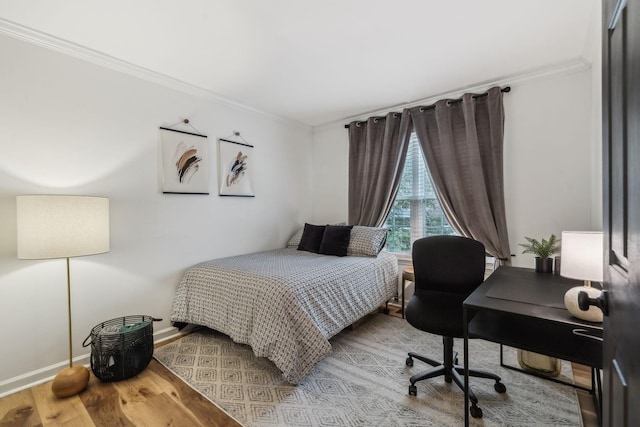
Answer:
[
  {"left": 17, "top": 195, "right": 110, "bottom": 259},
  {"left": 560, "top": 231, "right": 603, "bottom": 282}
]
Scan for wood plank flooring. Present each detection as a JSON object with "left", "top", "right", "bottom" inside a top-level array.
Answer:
[
  {"left": 0, "top": 360, "right": 240, "bottom": 427},
  {"left": 0, "top": 314, "right": 599, "bottom": 427},
  {"left": 574, "top": 363, "right": 599, "bottom": 427}
]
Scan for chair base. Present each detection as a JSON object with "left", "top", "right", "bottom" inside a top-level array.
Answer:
[{"left": 406, "top": 337, "right": 506, "bottom": 419}]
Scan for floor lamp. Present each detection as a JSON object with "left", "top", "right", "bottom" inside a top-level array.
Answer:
[{"left": 17, "top": 195, "right": 110, "bottom": 398}]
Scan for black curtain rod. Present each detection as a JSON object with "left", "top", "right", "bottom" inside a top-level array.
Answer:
[{"left": 344, "top": 86, "right": 511, "bottom": 128}]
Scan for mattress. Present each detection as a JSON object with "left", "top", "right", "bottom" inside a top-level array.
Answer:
[{"left": 170, "top": 248, "right": 398, "bottom": 383}]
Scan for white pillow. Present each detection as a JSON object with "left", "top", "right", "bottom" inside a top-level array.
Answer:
[
  {"left": 286, "top": 227, "right": 304, "bottom": 248},
  {"left": 347, "top": 226, "right": 388, "bottom": 257}
]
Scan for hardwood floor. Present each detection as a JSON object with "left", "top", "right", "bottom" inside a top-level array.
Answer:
[
  {"left": 573, "top": 363, "right": 599, "bottom": 427},
  {"left": 0, "top": 360, "right": 240, "bottom": 427},
  {"left": 0, "top": 315, "right": 599, "bottom": 427}
]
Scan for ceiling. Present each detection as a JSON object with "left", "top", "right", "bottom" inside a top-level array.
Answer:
[{"left": 0, "top": 0, "right": 598, "bottom": 127}]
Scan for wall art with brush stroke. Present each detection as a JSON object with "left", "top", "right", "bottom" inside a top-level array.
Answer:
[
  {"left": 218, "top": 138, "right": 254, "bottom": 197},
  {"left": 160, "top": 127, "right": 209, "bottom": 194}
]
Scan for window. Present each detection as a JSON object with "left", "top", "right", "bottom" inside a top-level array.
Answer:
[{"left": 384, "top": 133, "right": 455, "bottom": 253}]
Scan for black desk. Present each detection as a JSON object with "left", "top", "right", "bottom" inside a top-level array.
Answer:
[{"left": 462, "top": 266, "right": 603, "bottom": 426}]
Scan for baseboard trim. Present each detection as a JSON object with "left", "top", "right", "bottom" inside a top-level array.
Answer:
[{"left": 0, "top": 325, "right": 180, "bottom": 398}]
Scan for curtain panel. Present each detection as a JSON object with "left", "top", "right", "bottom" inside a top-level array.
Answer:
[
  {"left": 347, "top": 112, "right": 412, "bottom": 227},
  {"left": 409, "top": 86, "right": 511, "bottom": 264}
]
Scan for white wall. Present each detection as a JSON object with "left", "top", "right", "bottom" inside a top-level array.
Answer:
[
  {"left": 311, "top": 66, "right": 601, "bottom": 269},
  {"left": 310, "top": 124, "right": 350, "bottom": 224},
  {"left": 503, "top": 68, "right": 597, "bottom": 267},
  {"left": 0, "top": 34, "right": 313, "bottom": 393},
  {"left": 588, "top": 0, "right": 603, "bottom": 229}
]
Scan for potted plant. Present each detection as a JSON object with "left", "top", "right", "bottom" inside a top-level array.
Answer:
[
  {"left": 518, "top": 234, "right": 560, "bottom": 273},
  {"left": 518, "top": 234, "right": 563, "bottom": 376}
]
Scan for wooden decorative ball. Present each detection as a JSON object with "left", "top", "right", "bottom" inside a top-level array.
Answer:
[{"left": 51, "top": 365, "right": 90, "bottom": 398}]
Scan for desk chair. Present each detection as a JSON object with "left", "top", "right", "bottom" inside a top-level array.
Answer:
[{"left": 405, "top": 235, "right": 506, "bottom": 418}]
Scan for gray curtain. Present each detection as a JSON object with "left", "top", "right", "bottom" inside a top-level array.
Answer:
[
  {"left": 348, "top": 111, "right": 412, "bottom": 226},
  {"left": 409, "top": 87, "right": 512, "bottom": 264}
]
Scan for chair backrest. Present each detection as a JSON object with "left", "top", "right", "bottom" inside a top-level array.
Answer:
[{"left": 412, "top": 235, "right": 486, "bottom": 297}]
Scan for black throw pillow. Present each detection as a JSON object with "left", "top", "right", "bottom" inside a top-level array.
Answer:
[
  {"left": 319, "top": 225, "right": 353, "bottom": 257},
  {"left": 297, "top": 223, "right": 326, "bottom": 253}
]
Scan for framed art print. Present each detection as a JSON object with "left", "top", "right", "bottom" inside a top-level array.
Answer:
[
  {"left": 160, "top": 127, "right": 209, "bottom": 194},
  {"left": 218, "top": 138, "right": 254, "bottom": 197}
]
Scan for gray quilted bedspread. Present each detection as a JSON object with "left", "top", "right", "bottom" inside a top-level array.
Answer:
[{"left": 170, "top": 248, "right": 398, "bottom": 383}]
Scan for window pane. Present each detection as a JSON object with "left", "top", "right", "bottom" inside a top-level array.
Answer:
[{"left": 384, "top": 134, "right": 454, "bottom": 253}]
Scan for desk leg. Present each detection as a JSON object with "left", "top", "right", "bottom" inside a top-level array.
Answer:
[
  {"left": 463, "top": 306, "right": 469, "bottom": 427},
  {"left": 401, "top": 278, "right": 406, "bottom": 319},
  {"left": 594, "top": 368, "right": 602, "bottom": 426}
]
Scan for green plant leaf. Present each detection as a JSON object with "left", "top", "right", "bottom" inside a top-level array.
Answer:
[{"left": 519, "top": 234, "right": 561, "bottom": 258}]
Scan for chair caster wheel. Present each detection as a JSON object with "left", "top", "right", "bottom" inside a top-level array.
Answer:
[
  {"left": 408, "top": 384, "right": 417, "bottom": 396},
  {"left": 494, "top": 382, "right": 506, "bottom": 393},
  {"left": 406, "top": 357, "right": 413, "bottom": 367},
  {"left": 470, "top": 404, "right": 483, "bottom": 418}
]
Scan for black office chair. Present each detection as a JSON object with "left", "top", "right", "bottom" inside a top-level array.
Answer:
[{"left": 405, "top": 235, "right": 506, "bottom": 419}]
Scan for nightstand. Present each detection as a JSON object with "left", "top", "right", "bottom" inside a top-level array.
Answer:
[{"left": 401, "top": 267, "right": 414, "bottom": 318}]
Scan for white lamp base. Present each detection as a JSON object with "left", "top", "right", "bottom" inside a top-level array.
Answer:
[{"left": 564, "top": 286, "right": 603, "bottom": 322}]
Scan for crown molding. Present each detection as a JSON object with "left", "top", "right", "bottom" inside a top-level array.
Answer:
[
  {"left": 312, "top": 57, "right": 591, "bottom": 133},
  {"left": 0, "top": 18, "right": 311, "bottom": 131},
  {"left": 0, "top": 18, "right": 590, "bottom": 134}
]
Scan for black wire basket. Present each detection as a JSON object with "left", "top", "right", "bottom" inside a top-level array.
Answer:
[{"left": 83, "top": 315, "right": 161, "bottom": 382}]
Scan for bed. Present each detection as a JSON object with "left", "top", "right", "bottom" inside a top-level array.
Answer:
[{"left": 170, "top": 225, "right": 398, "bottom": 384}]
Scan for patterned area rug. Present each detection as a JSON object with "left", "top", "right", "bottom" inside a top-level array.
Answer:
[{"left": 154, "top": 314, "right": 582, "bottom": 426}]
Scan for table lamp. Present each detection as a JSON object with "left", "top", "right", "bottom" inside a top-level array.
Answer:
[
  {"left": 560, "top": 231, "right": 604, "bottom": 322},
  {"left": 17, "top": 195, "right": 110, "bottom": 397}
]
